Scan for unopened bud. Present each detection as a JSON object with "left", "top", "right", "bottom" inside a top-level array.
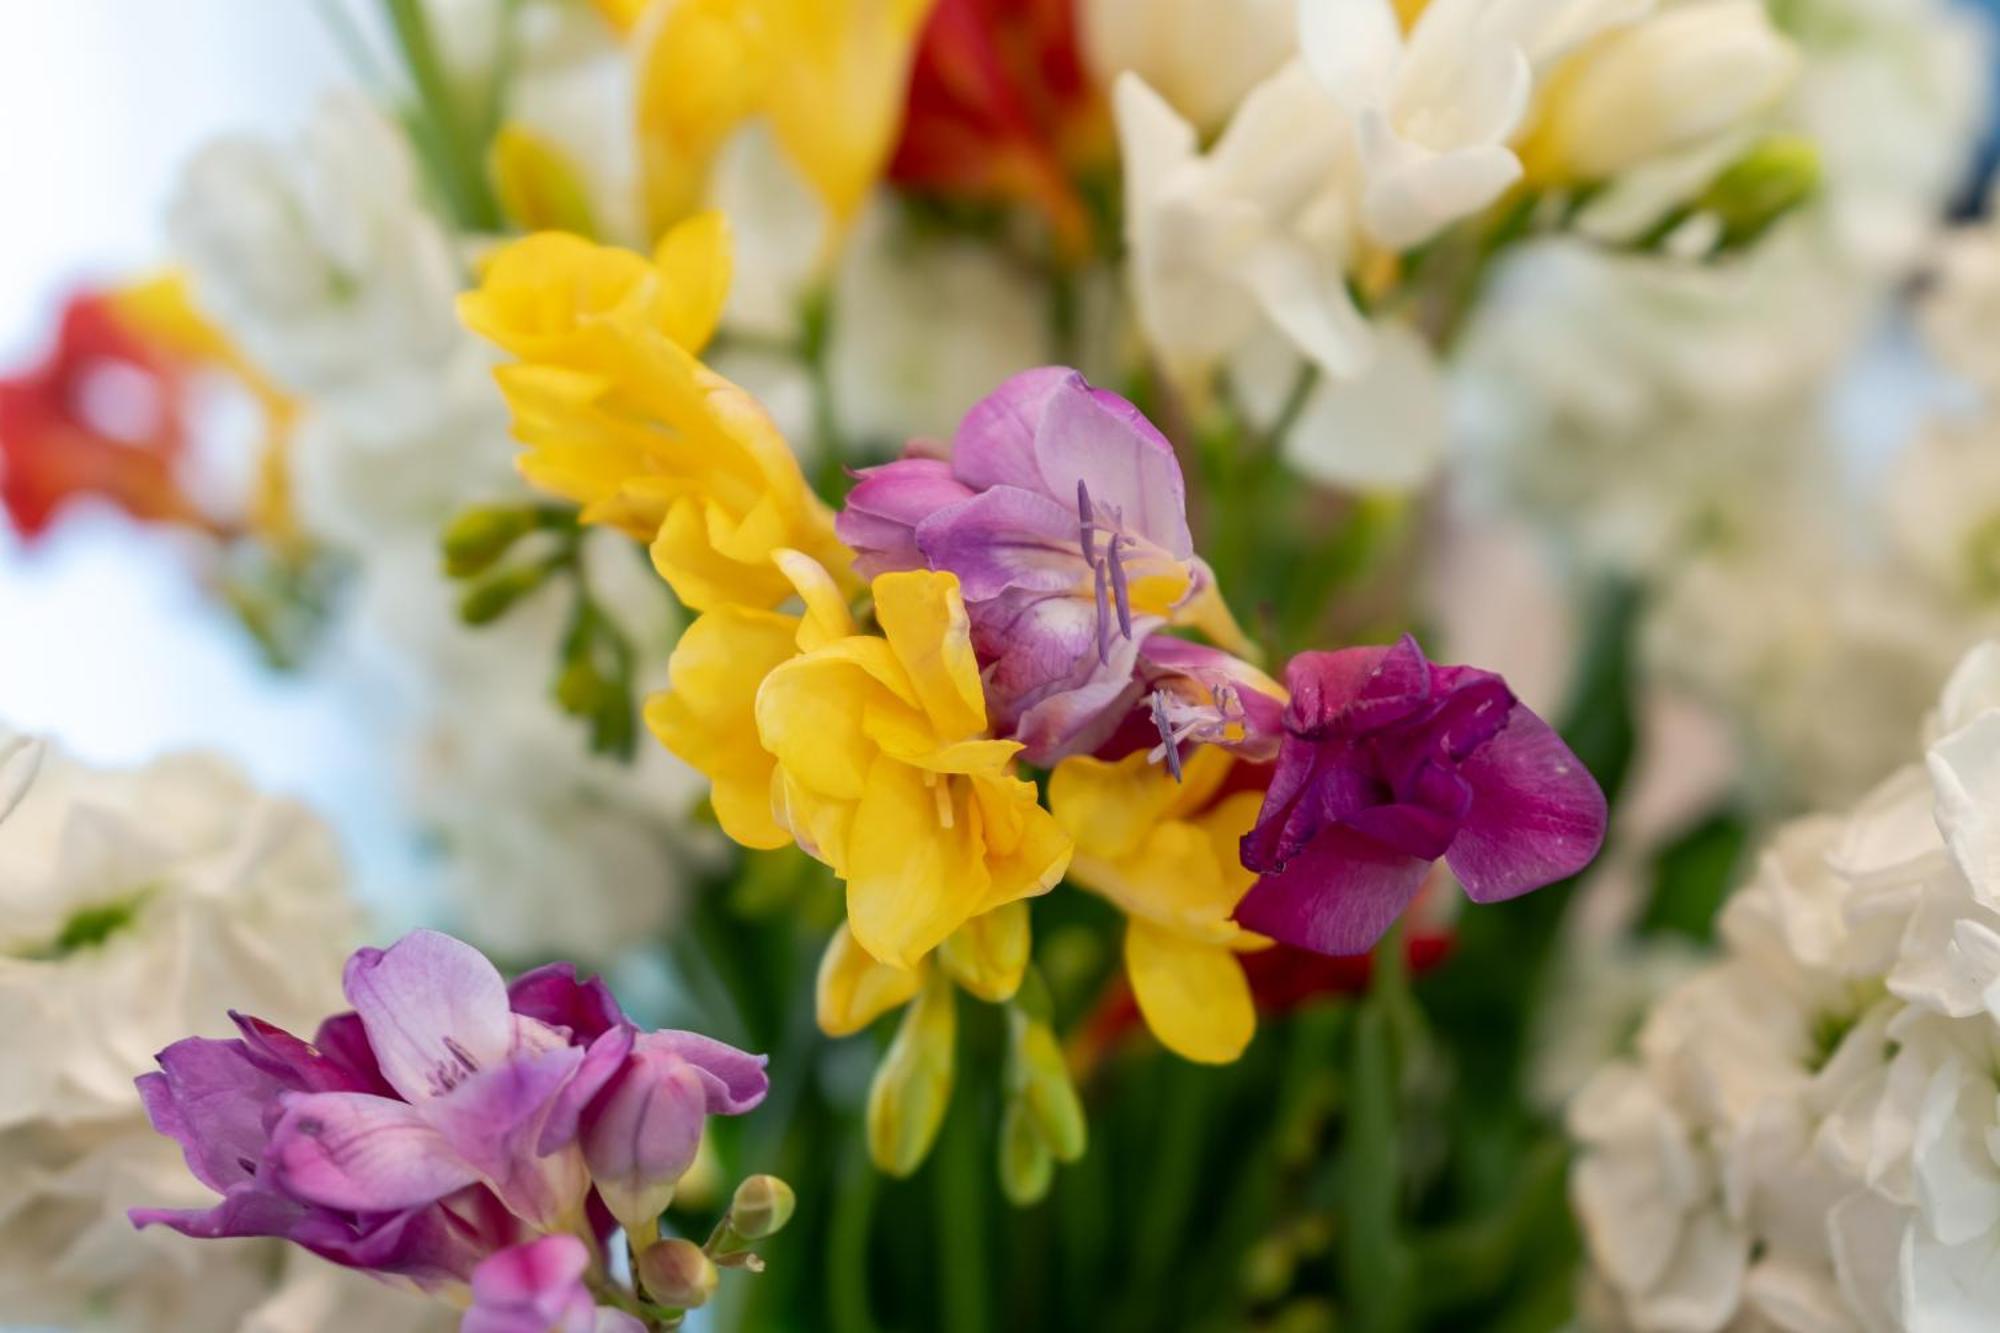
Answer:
[
  {"left": 458, "top": 563, "right": 548, "bottom": 626},
  {"left": 1006, "top": 1007, "right": 1086, "bottom": 1163},
  {"left": 938, "top": 901, "right": 1029, "bottom": 1003},
  {"left": 816, "top": 925, "right": 922, "bottom": 1037},
  {"left": 490, "top": 123, "right": 601, "bottom": 238},
  {"left": 581, "top": 1041, "right": 706, "bottom": 1236},
  {"left": 866, "top": 969, "right": 956, "bottom": 1177},
  {"left": 636, "top": 1237, "right": 718, "bottom": 1310},
  {"left": 1698, "top": 134, "right": 1820, "bottom": 249},
  {"left": 441, "top": 505, "right": 539, "bottom": 579},
  {"left": 998, "top": 1099, "right": 1054, "bottom": 1206},
  {"left": 728, "top": 1174, "right": 796, "bottom": 1240}
]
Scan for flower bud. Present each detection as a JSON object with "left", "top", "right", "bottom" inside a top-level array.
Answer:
[
  {"left": 490, "top": 123, "right": 601, "bottom": 238},
  {"left": 728, "top": 1174, "right": 796, "bottom": 1240},
  {"left": 938, "top": 900, "right": 1029, "bottom": 1003},
  {"left": 1006, "top": 1007, "right": 1086, "bottom": 1164},
  {"left": 998, "top": 1098, "right": 1054, "bottom": 1206},
  {"left": 1520, "top": 2, "right": 1798, "bottom": 184},
  {"left": 580, "top": 1044, "right": 707, "bottom": 1235},
  {"left": 441, "top": 505, "right": 540, "bottom": 579},
  {"left": 816, "top": 924, "right": 921, "bottom": 1037},
  {"left": 866, "top": 969, "right": 956, "bottom": 1177},
  {"left": 1697, "top": 134, "right": 1820, "bottom": 250},
  {"left": 636, "top": 1237, "right": 719, "bottom": 1310},
  {"left": 458, "top": 562, "right": 549, "bottom": 626}
]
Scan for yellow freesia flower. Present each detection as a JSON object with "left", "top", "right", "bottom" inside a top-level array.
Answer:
[
  {"left": 1048, "top": 746, "right": 1268, "bottom": 1064},
  {"left": 458, "top": 219, "right": 849, "bottom": 610},
  {"left": 632, "top": 0, "right": 939, "bottom": 242},
  {"left": 758, "top": 570, "right": 1072, "bottom": 970}
]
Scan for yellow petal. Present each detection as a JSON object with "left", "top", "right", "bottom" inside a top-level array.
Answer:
[
  {"left": 756, "top": 645, "right": 908, "bottom": 802},
  {"left": 459, "top": 233, "right": 657, "bottom": 364},
  {"left": 635, "top": 0, "right": 770, "bottom": 233},
  {"left": 1172, "top": 577, "right": 1262, "bottom": 664},
  {"left": 938, "top": 900, "right": 1030, "bottom": 1003},
  {"left": 969, "top": 774, "right": 1074, "bottom": 917},
  {"left": 866, "top": 966, "right": 956, "bottom": 1176},
  {"left": 815, "top": 923, "right": 921, "bottom": 1036},
  {"left": 773, "top": 548, "right": 857, "bottom": 648},
  {"left": 1048, "top": 749, "right": 1220, "bottom": 862},
  {"left": 649, "top": 210, "right": 732, "bottom": 353},
  {"left": 871, "top": 570, "right": 985, "bottom": 741},
  {"left": 1125, "top": 919, "right": 1255, "bottom": 1065},
  {"left": 646, "top": 605, "right": 799, "bottom": 849},
  {"left": 844, "top": 758, "right": 988, "bottom": 969}
]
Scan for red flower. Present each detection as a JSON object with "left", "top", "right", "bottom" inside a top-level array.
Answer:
[
  {"left": 889, "top": 0, "right": 1107, "bottom": 255},
  {"left": 0, "top": 290, "right": 203, "bottom": 541}
]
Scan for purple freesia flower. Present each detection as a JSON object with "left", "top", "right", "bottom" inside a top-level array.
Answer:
[
  {"left": 464, "top": 1236, "right": 644, "bottom": 1333},
  {"left": 131, "top": 931, "right": 771, "bottom": 1307},
  {"left": 1235, "top": 636, "right": 1607, "bottom": 955},
  {"left": 839, "top": 367, "right": 1241, "bottom": 764}
]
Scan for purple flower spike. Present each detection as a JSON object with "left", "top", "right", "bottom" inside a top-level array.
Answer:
[
  {"left": 131, "top": 927, "right": 773, "bottom": 1312},
  {"left": 464, "top": 1235, "right": 644, "bottom": 1333},
  {"left": 1235, "top": 636, "right": 1606, "bottom": 956},
  {"left": 836, "top": 367, "right": 1216, "bottom": 765}
]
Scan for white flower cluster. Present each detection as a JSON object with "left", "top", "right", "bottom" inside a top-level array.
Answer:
[
  {"left": 1571, "top": 642, "right": 2000, "bottom": 1332},
  {"left": 169, "top": 93, "right": 709, "bottom": 962},
  {"left": 0, "top": 728, "right": 446, "bottom": 1331}
]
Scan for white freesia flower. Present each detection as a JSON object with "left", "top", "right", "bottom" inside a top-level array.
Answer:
[
  {"left": 1297, "top": 0, "right": 1655, "bottom": 250},
  {"left": 1116, "top": 63, "right": 1372, "bottom": 387},
  {"left": 1081, "top": 0, "right": 1297, "bottom": 131},
  {"left": 1520, "top": 1, "right": 1798, "bottom": 186},
  {"left": 1572, "top": 640, "right": 2000, "bottom": 1331},
  {"left": 1282, "top": 321, "right": 1448, "bottom": 492},
  {"left": 0, "top": 739, "right": 447, "bottom": 1331},
  {"left": 1888, "top": 416, "right": 2000, "bottom": 615}
]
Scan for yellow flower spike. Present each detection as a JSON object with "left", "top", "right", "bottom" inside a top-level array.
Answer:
[
  {"left": 490, "top": 123, "right": 602, "bottom": 238},
  {"left": 755, "top": 570, "right": 1071, "bottom": 970},
  {"left": 1049, "top": 747, "right": 1265, "bottom": 1065},
  {"left": 632, "top": 0, "right": 938, "bottom": 245},
  {"left": 867, "top": 966, "right": 957, "bottom": 1177},
  {"left": 816, "top": 923, "right": 922, "bottom": 1037},
  {"left": 938, "top": 900, "right": 1031, "bottom": 1003},
  {"left": 462, "top": 226, "right": 851, "bottom": 610}
]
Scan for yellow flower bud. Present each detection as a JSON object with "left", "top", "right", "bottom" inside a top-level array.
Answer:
[
  {"left": 728, "top": 1174, "right": 797, "bottom": 1240},
  {"left": 998, "top": 1098, "right": 1055, "bottom": 1207},
  {"left": 1006, "top": 1007, "right": 1086, "bottom": 1164},
  {"left": 866, "top": 969, "right": 957, "bottom": 1177},
  {"left": 489, "top": 123, "right": 601, "bottom": 238},
  {"left": 938, "top": 900, "right": 1031, "bottom": 1003}
]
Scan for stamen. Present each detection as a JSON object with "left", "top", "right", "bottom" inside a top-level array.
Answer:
[
  {"left": 1093, "top": 556, "right": 1112, "bottom": 665},
  {"left": 1108, "top": 534, "right": 1133, "bottom": 638},
  {"left": 1077, "top": 479, "right": 1097, "bottom": 565},
  {"left": 930, "top": 772, "right": 955, "bottom": 829},
  {"left": 1149, "top": 690, "right": 1184, "bottom": 782}
]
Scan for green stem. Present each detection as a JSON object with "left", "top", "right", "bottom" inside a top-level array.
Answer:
[
  {"left": 827, "top": 1138, "right": 882, "bottom": 1333},
  {"left": 382, "top": 0, "right": 502, "bottom": 231},
  {"left": 934, "top": 1099, "right": 992, "bottom": 1333}
]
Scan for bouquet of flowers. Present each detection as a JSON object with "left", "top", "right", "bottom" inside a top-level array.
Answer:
[{"left": 3, "top": 0, "right": 1998, "bottom": 1329}]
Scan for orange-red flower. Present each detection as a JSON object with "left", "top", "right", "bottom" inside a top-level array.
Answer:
[
  {"left": 888, "top": 0, "right": 1107, "bottom": 255},
  {"left": 0, "top": 289, "right": 204, "bottom": 540}
]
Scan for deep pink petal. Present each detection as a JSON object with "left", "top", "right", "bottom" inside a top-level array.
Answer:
[
  {"left": 1445, "top": 706, "right": 1607, "bottom": 903},
  {"left": 507, "top": 963, "right": 627, "bottom": 1044},
  {"left": 952, "top": 366, "right": 1075, "bottom": 494},
  {"left": 343, "top": 929, "right": 515, "bottom": 1105},
  {"left": 1283, "top": 638, "right": 1432, "bottom": 738},
  {"left": 269, "top": 1091, "right": 478, "bottom": 1212},
  {"left": 1032, "top": 376, "right": 1191, "bottom": 559},
  {"left": 915, "top": 484, "right": 1085, "bottom": 602},
  {"left": 1233, "top": 826, "right": 1431, "bottom": 956}
]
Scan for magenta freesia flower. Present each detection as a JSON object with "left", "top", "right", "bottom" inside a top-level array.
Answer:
[
  {"left": 838, "top": 367, "right": 1240, "bottom": 764},
  {"left": 465, "top": 1236, "right": 643, "bottom": 1333},
  {"left": 1235, "top": 636, "right": 1607, "bottom": 955},
  {"left": 131, "top": 930, "right": 770, "bottom": 1312}
]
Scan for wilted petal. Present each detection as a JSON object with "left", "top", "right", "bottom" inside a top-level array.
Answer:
[
  {"left": 344, "top": 929, "right": 516, "bottom": 1104},
  {"left": 269, "top": 1091, "right": 477, "bottom": 1212}
]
